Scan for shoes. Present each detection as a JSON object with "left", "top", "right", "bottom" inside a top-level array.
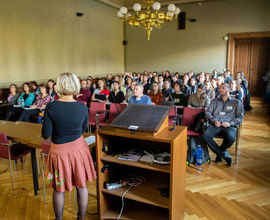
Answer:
[
  {"left": 215, "top": 155, "right": 223, "bottom": 163},
  {"left": 222, "top": 151, "right": 232, "bottom": 167}
]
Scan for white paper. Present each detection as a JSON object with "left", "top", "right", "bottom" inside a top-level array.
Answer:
[{"left": 84, "top": 135, "right": 96, "bottom": 145}]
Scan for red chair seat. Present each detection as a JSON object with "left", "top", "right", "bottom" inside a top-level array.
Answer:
[
  {"left": 187, "top": 130, "right": 201, "bottom": 136},
  {"left": 11, "top": 144, "right": 31, "bottom": 160}
]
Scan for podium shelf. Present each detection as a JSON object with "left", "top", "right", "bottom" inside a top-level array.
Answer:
[
  {"left": 101, "top": 155, "right": 170, "bottom": 174},
  {"left": 102, "top": 176, "right": 169, "bottom": 209}
]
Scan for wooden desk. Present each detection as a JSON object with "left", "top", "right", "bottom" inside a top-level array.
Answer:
[{"left": 0, "top": 120, "right": 95, "bottom": 196}]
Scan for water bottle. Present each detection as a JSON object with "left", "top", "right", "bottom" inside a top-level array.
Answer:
[{"left": 196, "top": 145, "right": 203, "bottom": 166}]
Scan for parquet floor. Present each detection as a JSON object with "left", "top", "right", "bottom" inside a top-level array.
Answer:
[{"left": 0, "top": 97, "right": 269, "bottom": 219}]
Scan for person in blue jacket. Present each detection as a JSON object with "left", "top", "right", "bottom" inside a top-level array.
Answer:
[
  {"left": 5, "top": 82, "right": 35, "bottom": 121},
  {"left": 129, "top": 84, "right": 152, "bottom": 105}
]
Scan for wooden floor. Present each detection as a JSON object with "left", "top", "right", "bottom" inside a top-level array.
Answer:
[{"left": 0, "top": 97, "right": 269, "bottom": 220}]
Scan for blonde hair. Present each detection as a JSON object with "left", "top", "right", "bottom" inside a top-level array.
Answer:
[{"left": 57, "top": 72, "right": 80, "bottom": 95}]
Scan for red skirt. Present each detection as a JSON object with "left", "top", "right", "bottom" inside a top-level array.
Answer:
[{"left": 45, "top": 136, "right": 96, "bottom": 192}]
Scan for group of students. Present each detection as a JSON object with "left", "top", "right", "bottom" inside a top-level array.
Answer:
[
  {"left": 79, "top": 70, "right": 251, "bottom": 110},
  {"left": 0, "top": 79, "right": 59, "bottom": 123}
]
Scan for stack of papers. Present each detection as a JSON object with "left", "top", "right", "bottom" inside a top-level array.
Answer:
[{"left": 84, "top": 136, "right": 96, "bottom": 145}]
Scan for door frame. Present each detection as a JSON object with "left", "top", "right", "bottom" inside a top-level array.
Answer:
[{"left": 226, "top": 31, "right": 270, "bottom": 76}]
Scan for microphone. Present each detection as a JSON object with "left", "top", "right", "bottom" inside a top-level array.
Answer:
[{"left": 168, "top": 92, "right": 177, "bottom": 131}]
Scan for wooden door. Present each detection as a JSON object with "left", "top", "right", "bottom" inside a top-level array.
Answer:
[
  {"left": 249, "top": 38, "right": 270, "bottom": 95},
  {"left": 234, "top": 38, "right": 270, "bottom": 96}
]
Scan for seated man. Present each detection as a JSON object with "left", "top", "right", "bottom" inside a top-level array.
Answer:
[
  {"left": 75, "top": 80, "right": 91, "bottom": 104},
  {"left": 129, "top": 84, "right": 152, "bottom": 105},
  {"left": 203, "top": 83, "right": 244, "bottom": 166}
]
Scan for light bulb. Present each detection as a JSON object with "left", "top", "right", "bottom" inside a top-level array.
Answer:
[
  {"left": 168, "top": 3, "right": 176, "bottom": 12},
  {"left": 125, "top": 12, "right": 132, "bottom": 18},
  {"left": 167, "top": 11, "right": 174, "bottom": 17},
  {"left": 152, "top": 2, "right": 161, "bottom": 11},
  {"left": 174, "top": 7, "right": 180, "bottom": 15},
  {"left": 117, "top": 10, "right": 124, "bottom": 17},
  {"left": 120, "top": 7, "right": 128, "bottom": 14},
  {"left": 133, "top": 3, "right": 141, "bottom": 12}
]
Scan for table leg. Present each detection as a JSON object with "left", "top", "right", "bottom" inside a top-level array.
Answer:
[{"left": 31, "top": 148, "right": 39, "bottom": 195}]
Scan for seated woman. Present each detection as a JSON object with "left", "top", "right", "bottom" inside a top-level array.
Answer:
[
  {"left": 188, "top": 84, "right": 210, "bottom": 109},
  {"left": 30, "top": 81, "right": 40, "bottom": 96},
  {"left": 4, "top": 84, "right": 20, "bottom": 105},
  {"left": 119, "top": 78, "right": 127, "bottom": 96},
  {"left": 0, "top": 84, "right": 19, "bottom": 120},
  {"left": 91, "top": 79, "right": 109, "bottom": 103},
  {"left": 187, "top": 78, "right": 197, "bottom": 95},
  {"left": 18, "top": 84, "right": 51, "bottom": 122},
  {"left": 149, "top": 82, "right": 164, "bottom": 105},
  {"left": 205, "top": 81, "right": 216, "bottom": 101},
  {"left": 108, "top": 81, "right": 125, "bottom": 103},
  {"left": 230, "top": 79, "right": 243, "bottom": 102},
  {"left": 126, "top": 80, "right": 137, "bottom": 103},
  {"left": 5, "top": 82, "right": 35, "bottom": 121},
  {"left": 53, "top": 83, "right": 60, "bottom": 101}
]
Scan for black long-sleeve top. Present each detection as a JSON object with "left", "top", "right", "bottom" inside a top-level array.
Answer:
[
  {"left": 108, "top": 91, "right": 125, "bottom": 103},
  {"left": 42, "top": 101, "right": 89, "bottom": 144}
]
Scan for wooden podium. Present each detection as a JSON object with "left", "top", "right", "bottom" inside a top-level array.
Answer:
[{"left": 96, "top": 105, "right": 187, "bottom": 220}]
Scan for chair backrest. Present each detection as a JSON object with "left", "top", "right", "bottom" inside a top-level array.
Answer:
[
  {"left": 181, "top": 107, "right": 205, "bottom": 128},
  {"left": 0, "top": 132, "right": 9, "bottom": 159},
  {"left": 41, "top": 141, "right": 51, "bottom": 160},
  {"left": 109, "top": 103, "right": 127, "bottom": 122},
  {"left": 89, "top": 102, "right": 106, "bottom": 123}
]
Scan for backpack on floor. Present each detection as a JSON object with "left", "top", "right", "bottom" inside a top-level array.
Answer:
[{"left": 187, "top": 136, "right": 210, "bottom": 165}]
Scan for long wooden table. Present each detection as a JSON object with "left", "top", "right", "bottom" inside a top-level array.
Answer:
[{"left": 0, "top": 120, "right": 95, "bottom": 196}]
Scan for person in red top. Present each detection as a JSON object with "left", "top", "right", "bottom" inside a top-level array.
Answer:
[
  {"left": 149, "top": 82, "right": 164, "bottom": 105},
  {"left": 91, "top": 79, "right": 109, "bottom": 102},
  {"left": 75, "top": 80, "right": 91, "bottom": 105},
  {"left": 53, "top": 83, "right": 60, "bottom": 101}
]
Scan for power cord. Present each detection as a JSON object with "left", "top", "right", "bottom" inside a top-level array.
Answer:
[{"left": 117, "top": 176, "right": 145, "bottom": 220}]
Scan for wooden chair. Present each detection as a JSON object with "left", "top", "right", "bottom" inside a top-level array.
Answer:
[
  {"left": 0, "top": 132, "right": 31, "bottom": 190},
  {"left": 214, "top": 124, "right": 241, "bottom": 164}
]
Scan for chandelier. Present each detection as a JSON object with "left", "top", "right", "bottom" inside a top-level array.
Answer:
[{"left": 117, "top": 1, "right": 180, "bottom": 40}]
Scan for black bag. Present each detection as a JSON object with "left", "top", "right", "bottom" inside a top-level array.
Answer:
[{"left": 187, "top": 136, "right": 210, "bottom": 164}]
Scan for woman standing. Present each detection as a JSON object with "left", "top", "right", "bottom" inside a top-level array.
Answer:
[{"left": 42, "top": 73, "right": 96, "bottom": 220}]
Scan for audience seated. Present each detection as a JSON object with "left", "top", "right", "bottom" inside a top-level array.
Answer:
[
  {"left": 5, "top": 82, "right": 35, "bottom": 121},
  {"left": 126, "top": 80, "right": 137, "bottom": 103},
  {"left": 149, "top": 82, "right": 164, "bottom": 105},
  {"left": 170, "top": 82, "right": 187, "bottom": 106},
  {"left": 205, "top": 81, "right": 215, "bottom": 101},
  {"left": 162, "top": 80, "right": 173, "bottom": 100},
  {"left": 108, "top": 81, "right": 125, "bottom": 104},
  {"left": 203, "top": 83, "right": 244, "bottom": 166},
  {"left": 75, "top": 80, "right": 91, "bottom": 104},
  {"left": 53, "top": 83, "right": 60, "bottom": 101},
  {"left": 188, "top": 84, "right": 210, "bottom": 109},
  {"left": 229, "top": 80, "right": 243, "bottom": 102},
  {"left": 187, "top": 78, "right": 197, "bottom": 95},
  {"left": 129, "top": 84, "right": 152, "bottom": 105},
  {"left": 47, "top": 79, "right": 55, "bottom": 97},
  {"left": 30, "top": 81, "right": 40, "bottom": 96},
  {"left": 18, "top": 84, "right": 51, "bottom": 122},
  {"left": 91, "top": 79, "right": 109, "bottom": 103}
]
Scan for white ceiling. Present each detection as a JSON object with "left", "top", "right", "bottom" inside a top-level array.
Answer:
[{"left": 97, "top": 0, "right": 216, "bottom": 8}]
